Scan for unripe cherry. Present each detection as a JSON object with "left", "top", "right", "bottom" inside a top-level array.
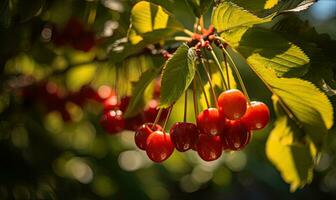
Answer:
[
  {"left": 99, "top": 109, "right": 125, "bottom": 134},
  {"left": 196, "top": 134, "right": 222, "bottom": 161},
  {"left": 221, "top": 120, "right": 251, "bottom": 151},
  {"left": 218, "top": 89, "right": 247, "bottom": 120},
  {"left": 242, "top": 101, "right": 270, "bottom": 130},
  {"left": 146, "top": 131, "right": 174, "bottom": 163},
  {"left": 134, "top": 123, "right": 162, "bottom": 150},
  {"left": 196, "top": 108, "right": 224, "bottom": 136},
  {"left": 170, "top": 122, "right": 199, "bottom": 152}
]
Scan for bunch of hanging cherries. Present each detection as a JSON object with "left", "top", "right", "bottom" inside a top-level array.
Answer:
[{"left": 101, "top": 26, "right": 271, "bottom": 163}]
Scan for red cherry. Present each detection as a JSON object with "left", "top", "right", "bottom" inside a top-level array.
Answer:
[
  {"left": 99, "top": 109, "right": 125, "bottom": 134},
  {"left": 120, "top": 96, "right": 131, "bottom": 112},
  {"left": 196, "top": 134, "right": 222, "bottom": 161},
  {"left": 63, "top": 18, "right": 84, "bottom": 39},
  {"left": 218, "top": 89, "right": 247, "bottom": 120},
  {"left": 134, "top": 123, "right": 162, "bottom": 150},
  {"left": 125, "top": 114, "right": 144, "bottom": 131},
  {"left": 72, "top": 31, "right": 95, "bottom": 52},
  {"left": 143, "top": 99, "right": 168, "bottom": 123},
  {"left": 221, "top": 120, "right": 251, "bottom": 151},
  {"left": 146, "top": 130, "right": 174, "bottom": 163},
  {"left": 242, "top": 101, "right": 270, "bottom": 130},
  {"left": 196, "top": 108, "right": 224, "bottom": 136},
  {"left": 103, "top": 95, "right": 119, "bottom": 112},
  {"left": 170, "top": 122, "right": 199, "bottom": 152}
]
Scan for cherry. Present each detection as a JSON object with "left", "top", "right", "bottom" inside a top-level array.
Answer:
[
  {"left": 120, "top": 96, "right": 131, "bottom": 112},
  {"left": 218, "top": 89, "right": 247, "bottom": 120},
  {"left": 125, "top": 114, "right": 144, "bottom": 131},
  {"left": 103, "top": 95, "right": 119, "bottom": 112},
  {"left": 196, "top": 134, "right": 222, "bottom": 161},
  {"left": 143, "top": 99, "right": 168, "bottom": 123},
  {"left": 146, "top": 130, "right": 174, "bottom": 163},
  {"left": 63, "top": 18, "right": 84, "bottom": 39},
  {"left": 221, "top": 120, "right": 251, "bottom": 151},
  {"left": 242, "top": 101, "right": 270, "bottom": 130},
  {"left": 170, "top": 122, "right": 199, "bottom": 152},
  {"left": 134, "top": 123, "right": 162, "bottom": 150},
  {"left": 72, "top": 31, "right": 95, "bottom": 52},
  {"left": 99, "top": 109, "right": 125, "bottom": 134},
  {"left": 196, "top": 108, "right": 224, "bottom": 136}
]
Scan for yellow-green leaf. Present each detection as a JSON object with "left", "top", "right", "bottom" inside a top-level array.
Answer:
[{"left": 129, "top": 1, "right": 184, "bottom": 44}]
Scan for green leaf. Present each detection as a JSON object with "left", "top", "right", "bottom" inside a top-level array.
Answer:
[
  {"left": 266, "top": 96, "right": 316, "bottom": 191},
  {"left": 129, "top": 1, "right": 184, "bottom": 45},
  {"left": 185, "top": 0, "right": 213, "bottom": 17},
  {"left": 125, "top": 67, "right": 161, "bottom": 118},
  {"left": 211, "top": 1, "right": 273, "bottom": 34},
  {"left": 212, "top": 3, "right": 310, "bottom": 77},
  {"left": 160, "top": 44, "right": 196, "bottom": 108},
  {"left": 235, "top": 28, "right": 310, "bottom": 77},
  {"left": 253, "top": 65, "right": 333, "bottom": 149}
]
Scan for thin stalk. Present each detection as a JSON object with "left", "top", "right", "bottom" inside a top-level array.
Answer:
[
  {"left": 199, "top": 15, "right": 204, "bottom": 31},
  {"left": 184, "top": 91, "right": 188, "bottom": 122},
  {"left": 199, "top": 57, "right": 218, "bottom": 107},
  {"left": 203, "top": 50, "right": 226, "bottom": 90},
  {"left": 192, "top": 79, "right": 199, "bottom": 119},
  {"left": 183, "top": 29, "right": 194, "bottom": 37},
  {"left": 208, "top": 49, "right": 229, "bottom": 90},
  {"left": 163, "top": 106, "right": 173, "bottom": 130},
  {"left": 196, "top": 70, "right": 210, "bottom": 108},
  {"left": 152, "top": 108, "right": 163, "bottom": 129},
  {"left": 223, "top": 53, "right": 231, "bottom": 89},
  {"left": 221, "top": 46, "right": 251, "bottom": 103},
  {"left": 174, "top": 36, "right": 192, "bottom": 42}
]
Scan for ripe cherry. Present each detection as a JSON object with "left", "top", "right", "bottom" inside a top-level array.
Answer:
[
  {"left": 134, "top": 123, "right": 162, "bottom": 150},
  {"left": 196, "top": 134, "right": 222, "bottom": 161},
  {"left": 218, "top": 89, "right": 247, "bottom": 120},
  {"left": 242, "top": 101, "right": 270, "bottom": 130},
  {"left": 120, "top": 96, "right": 131, "bottom": 112},
  {"left": 196, "top": 108, "right": 224, "bottom": 136},
  {"left": 221, "top": 120, "right": 251, "bottom": 151},
  {"left": 170, "top": 122, "right": 199, "bottom": 152},
  {"left": 143, "top": 99, "right": 168, "bottom": 123},
  {"left": 146, "top": 130, "right": 174, "bottom": 163},
  {"left": 103, "top": 95, "right": 119, "bottom": 112},
  {"left": 99, "top": 109, "right": 125, "bottom": 134},
  {"left": 125, "top": 114, "right": 144, "bottom": 131}
]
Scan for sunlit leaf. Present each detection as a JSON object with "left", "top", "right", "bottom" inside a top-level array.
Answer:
[
  {"left": 160, "top": 44, "right": 196, "bottom": 108},
  {"left": 129, "top": 1, "right": 184, "bottom": 44},
  {"left": 266, "top": 96, "right": 316, "bottom": 191}
]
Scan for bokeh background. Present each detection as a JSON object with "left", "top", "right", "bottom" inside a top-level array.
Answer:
[{"left": 0, "top": 0, "right": 336, "bottom": 199}]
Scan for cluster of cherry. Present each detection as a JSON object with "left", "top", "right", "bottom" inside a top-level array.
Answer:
[
  {"left": 134, "top": 89, "right": 270, "bottom": 163},
  {"left": 98, "top": 83, "right": 168, "bottom": 133},
  {"left": 51, "top": 18, "right": 96, "bottom": 52}
]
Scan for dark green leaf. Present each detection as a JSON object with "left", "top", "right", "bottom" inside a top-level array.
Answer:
[
  {"left": 160, "top": 44, "right": 196, "bottom": 108},
  {"left": 185, "top": 0, "right": 213, "bottom": 17}
]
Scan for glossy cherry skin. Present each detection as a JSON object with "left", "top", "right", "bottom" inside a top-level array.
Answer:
[
  {"left": 221, "top": 120, "right": 251, "bottom": 151},
  {"left": 103, "top": 95, "right": 119, "bottom": 113},
  {"left": 196, "top": 134, "right": 222, "bottom": 161},
  {"left": 218, "top": 89, "right": 247, "bottom": 120},
  {"left": 242, "top": 101, "right": 270, "bottom": 130},
  {"left": 99, "top": 109, "right": 125, "bottom": 134},
  {"left": 196, "top": 108, "right": 224, "bottom": 136},
  {"left": 134, "top": 123, "right": 162, "bottom": 150},
  {"left": 146, "top": 131, "right": 174, "bottom": 163},
  {"left": 170, "top": 122, "right": 200, "bottom": 152}
]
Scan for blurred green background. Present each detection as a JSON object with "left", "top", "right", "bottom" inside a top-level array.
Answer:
[{"left": 1, "top": 0, "right": 336, "bottom": 199}]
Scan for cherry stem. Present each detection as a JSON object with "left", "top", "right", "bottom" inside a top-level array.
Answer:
[
  {"left": 192, "top": 79, "right": 199, "bottom": 119},
  {"left": 183, "top": 29, "right": 194, "bottom": 37},
  {"left": 203, "top": 50, "right": 225, "bottom": 90},
  {"left": 221, "top": 46, "right": 250, "bottom": 103},
  {"left": 198, "top": 56, "right": 218, "bottom": 108},
  {"left": 183, "top": 90, "right": 188, "bottom": 123},
  {"left": 223, "top": 53, "right": 231, "bottom": 89},
  {"left": 163, "top": 106, "right": 173, "bottom": 130},
  {"left": 208, "top": 48, "right": 229, "bottom": 90},
  {"left": 196, "top": 70, "right": 210, "bottom": 108},
  {"left": 152, "top": 108, "right": 163, "bottom": 129}
]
